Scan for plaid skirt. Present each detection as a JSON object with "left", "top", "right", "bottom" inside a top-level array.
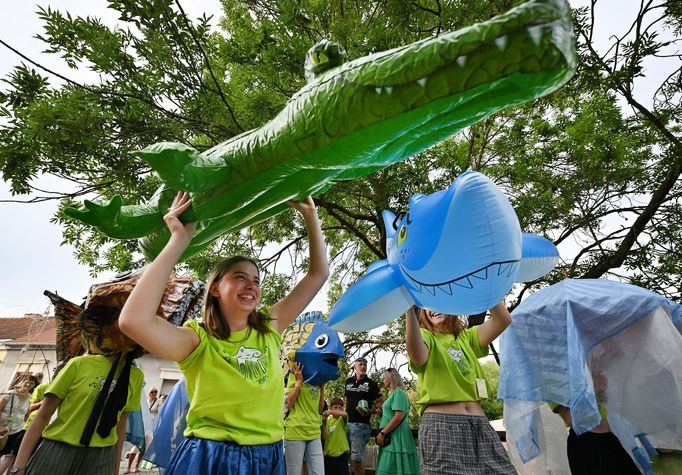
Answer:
[{"left": 418, "top": 413, "right": 516, "bottom": 475}]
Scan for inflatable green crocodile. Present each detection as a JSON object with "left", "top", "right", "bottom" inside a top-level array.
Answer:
[{"left": 66, "top": 0, "right": 576, "bottom": 261}]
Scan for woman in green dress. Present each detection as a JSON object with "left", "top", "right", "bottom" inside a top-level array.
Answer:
[{"left": 375, "top": 368, "right": 419, "bottom": 475}]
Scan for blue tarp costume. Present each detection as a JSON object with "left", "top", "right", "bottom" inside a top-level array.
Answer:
[{"left": 499, "top": 279, "right": 682, "bottom": 475}]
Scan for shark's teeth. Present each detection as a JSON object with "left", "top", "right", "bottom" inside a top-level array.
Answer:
[
  {"left": 375, "top": 87, "right": 383, "bottom": 95},
  {"left": 528, "top": 25, "right": 544, "bottom": 47},
  {"left": 438, "top": 283, "right": 453, "bottom": 295},
  {"left": 495, "top": 35, "right": 508, "bottom": 51},
  {"left": 453, "top": 277, "right": 473, "bottom": 289},
  {"left": 417, "top": 77, "right": 427, "bottom": 87},
  {"left": 497, "top": 262, "right": 512, "bottom": 276},
  {"left": 384, "top": 86, "right": 393, "bottom": 94},
  {"left": 403, "top": 260, "right": 519, "bottom": 295},
  {"left": 456, "top": 55, "right": 467, "bottom": 67}
]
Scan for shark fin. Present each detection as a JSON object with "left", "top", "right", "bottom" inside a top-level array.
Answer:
[
  {"left": 382, "top": 210, "right": 398, "bottom": 240},
  {"left": 516, "top": 233, "right": 560, "bottom": 282},
  {"left": 329, "top": 262, "right": 413, "bottom": 332}
]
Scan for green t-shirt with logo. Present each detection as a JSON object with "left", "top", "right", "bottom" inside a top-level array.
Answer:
[
  {"left": 179, "top": 315, "right": 284, "bottom": 444},
  {"left": 324, "top": 415, "right": 350, "bottom": 457},
  {"left": 42, "top": 354, "right": 144, "bottom": 447},
  {"left": 409, "top": 326, "right": 490, "bottom": 415},
  {"left": 284, "top": 374, "right": 322, "bottom": 441},
  {"left": 23, "top": 381, "right": 49, "bottom": 430}
]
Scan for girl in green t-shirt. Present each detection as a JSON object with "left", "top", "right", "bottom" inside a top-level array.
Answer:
[
  {"left": 405, "top": 304, "right": 516, "bottom": 475},
  {"left": 118, "top": 192, "right": 329, "bottom": 475}
]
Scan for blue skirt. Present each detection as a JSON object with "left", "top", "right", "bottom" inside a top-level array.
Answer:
[{"left": 165, "top": 437, "right": 284, "bottom": 475}]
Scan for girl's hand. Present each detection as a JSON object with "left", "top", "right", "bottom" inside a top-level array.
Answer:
[
  {"left": 293, "top": 362, "right": 304, "bottom": 384},
  {"left": 288, "top": 196, "right": 316, "bottom": 217},
  {"left": 163, "top": 192, "right": 196, "bottom": 242}
]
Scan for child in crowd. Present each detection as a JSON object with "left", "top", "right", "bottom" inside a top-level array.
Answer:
[{"left": 322, "top": 397, "right": 350, "bottom": 475}]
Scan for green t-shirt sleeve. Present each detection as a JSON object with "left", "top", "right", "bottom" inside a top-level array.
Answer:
[
  {"left": 46, "top": 358, "right": 78, "bottom": 400},
  {"left": 178, "top": 320, "right": 208, "bottom": 370},
  {"left": 464, "top": 326, "right": 489, "bottom": 358},
  {"left": 390, "top": 389, "right": 409, "bottom": 413},
  {"left": 30, "top": 383, "right": 48, "bottom": 403},
  {"left": 124, "top": 367, "right": 144, "bottom": 412},
  {"left": 547, "top": 402, "right": 561, "bottom": 413}
]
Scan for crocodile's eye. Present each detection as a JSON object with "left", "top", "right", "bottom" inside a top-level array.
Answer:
[
  {"left": 397, "top": 225, "right": 408, "bottom": 247},
  {"left": 315, "top": 334, "right": 329, "bottom": 349},
  {"left": 312, "top": 51, "right": 329, "bottom": 67}
]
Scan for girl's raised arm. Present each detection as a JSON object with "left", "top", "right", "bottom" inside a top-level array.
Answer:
[
  {"left": 477, "top": 301, "right": 512, "bottom": 348},
  {"left": 271, "top": 197, "right": 329, "bottom": 333},
  {"left": 406, "top": 307, "right": 429, "bottom": 366},
  {"left": 119, "top": 192, "right": 200, "bottom": 362}
]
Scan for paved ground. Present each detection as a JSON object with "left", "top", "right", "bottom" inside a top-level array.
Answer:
[{"left": 118, "top": 456, "right": 161, "bottom": 475}]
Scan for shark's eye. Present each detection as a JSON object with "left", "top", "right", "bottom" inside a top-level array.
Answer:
[
  {"left": 397, "top": 225, "right": 408, "bottom": 247},
  {"left": 315, "top": 334, "right": 329, "bottom": 349}
]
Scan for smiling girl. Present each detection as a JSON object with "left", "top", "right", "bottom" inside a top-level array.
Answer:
[
  {"left": 405, "top": 303, "right": 516, "bottom": 475},
  {"left": 118, "top": 192, "right": 329, "bottom": 475}
]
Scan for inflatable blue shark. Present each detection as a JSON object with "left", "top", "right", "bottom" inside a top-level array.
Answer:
[{"left": 329, "top": 171, "right": 559, "bottom": 332}]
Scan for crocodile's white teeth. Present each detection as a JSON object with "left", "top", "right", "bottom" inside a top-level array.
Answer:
[
  {"left": 528, "top": 25, "right": 544, "bottom": 47},
  {"left": 384, "top": 86, "right": 393, "bottom": 94},
  {"left": 375, "top": 87, "right": 382, "bottom": 95},
  {"left": 456, "top": 55, "right": 467, "bottom": 67},
  {"left": 551, "top": 23, "right": 566, "bottom": 44},
  {"left": 495, "top": 35, "right": 508, "bottom": 51},
  {"left": 417, "top": 77, "right": 427, "bottom": 87}
]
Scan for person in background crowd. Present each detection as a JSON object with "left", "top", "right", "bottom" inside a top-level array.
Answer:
[
  {"left": 322, "top": 397, "right": 350, "bottom": 475},
  {"left": 344, "top": 357, "right": 381, "bottom": 475},
  {"left": 284, "top": 363, "right": 325, "bottom": 475},
  {"left": 0, "top": 376, "right": 37, "bottom": 475},
  {"left": 13, "top": 352, "right": 143, "bottom": 475},
  {"left": 374, "top": 368, "right": 418, "bottom": 475}
]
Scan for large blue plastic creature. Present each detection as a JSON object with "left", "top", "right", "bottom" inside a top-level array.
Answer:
[
  {"left": 281, "top": 311, "right": 344, "bottom": 386},
  {"left": 498, "top": 279, "right": 682, "bottom": 475},
  {"left": 329, "top": 171, "right": 559, "bottom": 332}
]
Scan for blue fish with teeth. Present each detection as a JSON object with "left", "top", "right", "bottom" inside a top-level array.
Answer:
[{"left": 329, "top": 171, "right": 559, "bottom": 332}]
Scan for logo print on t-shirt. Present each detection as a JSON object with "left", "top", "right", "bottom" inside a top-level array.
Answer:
[
  {"left": 233, "top": 345, "right": 268, "bottom": 381},
  {"left": 447, "top": 347, "right": 471, "bottom": 376}
]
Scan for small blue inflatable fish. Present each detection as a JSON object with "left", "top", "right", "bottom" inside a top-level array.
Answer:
[
  {"left": 329, "top": 171, "right": 559, "bottom": 332},
  {"left": 281, "top": 311, "right": 344, "bottom": 386}
]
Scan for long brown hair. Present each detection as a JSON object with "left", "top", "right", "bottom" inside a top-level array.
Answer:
[
  {"left": 202, "top": 256, "right": 272, "bottom": 340},
  {"left": 417, "top": 307, "right": 466, "bottom": 336}
]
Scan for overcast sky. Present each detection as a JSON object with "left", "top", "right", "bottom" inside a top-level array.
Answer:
[{"left": 0, "top": 0, "right": 673, "bottom": 317}]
